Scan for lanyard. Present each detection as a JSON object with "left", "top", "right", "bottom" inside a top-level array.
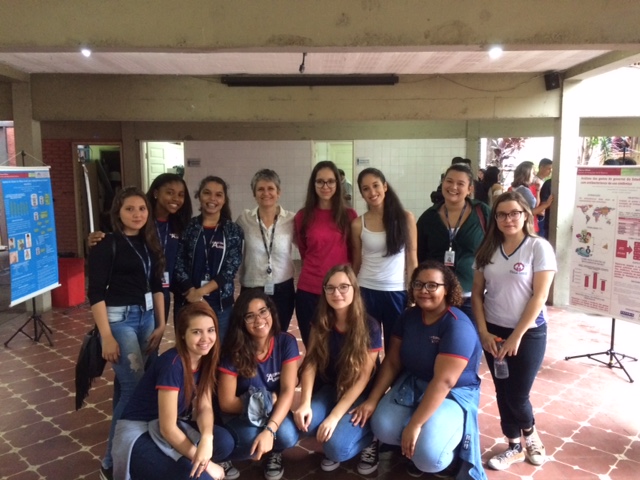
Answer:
[
  {"left": 155, "top": 219, "right": 169, "bottom": 254},
  {"left": 444, "top": 201, "right": 468, "bottom": 249},
  {"left": 201, "top": 225, "right": 224, "bottom": 278},
  {"left": 123, "top": 234, "right": 151, "bottom": 290},
  {"left": 257, "top": 211, "right": 278, "bottom": 275}
]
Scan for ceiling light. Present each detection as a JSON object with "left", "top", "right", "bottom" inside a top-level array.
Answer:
[
  {"left": 81, "top": 48, "right": 92, "bottom": 58},
  {"left": 488, "top": 46, "right": 503, "bottom": 59}
]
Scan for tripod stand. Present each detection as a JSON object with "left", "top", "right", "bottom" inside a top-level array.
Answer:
[
  {"left": 565, "top": 317, "right": 637, "bottom": 383},
  {"left": 4, "top": 297, "right": 53, "bottom": 347}
]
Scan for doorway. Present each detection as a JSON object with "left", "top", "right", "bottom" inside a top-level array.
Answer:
[{"left": 141, "top": 141, "right": 185, "bottom": 192}]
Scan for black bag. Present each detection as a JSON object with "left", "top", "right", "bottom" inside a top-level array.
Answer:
[{"left": 74, "top": 326, "right": 106, "bottom": 410}]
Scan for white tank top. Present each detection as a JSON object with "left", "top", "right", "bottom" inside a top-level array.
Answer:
[{"left": 357, "top": 215, "right": 406, "bottom": 291}]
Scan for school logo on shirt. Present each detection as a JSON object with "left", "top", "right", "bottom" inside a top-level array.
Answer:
[
  {"left": 511, "top": 262, "right": 526, "bottom": 274},
  {"left": 265, "top": 372, "right": 281, "bottom": 383},
  {"left": 169, "top": 233, "right": 180, "bottom": 239},
  {"left": 429, "top": 336, "right": 440, "bottom": 344},
  {"left": 211, "top": 241, "right": 224, "bottom": 249}
]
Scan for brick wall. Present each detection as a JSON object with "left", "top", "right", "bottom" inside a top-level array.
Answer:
[{"left": 42, "top": 139, "right": 78, "bottom": 256}]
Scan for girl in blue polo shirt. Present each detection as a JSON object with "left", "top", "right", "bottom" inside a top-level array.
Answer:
[
  {"left": 294, "top": 265, "right": 383, "bottom": 475},
  {"left": 218, "top": 290, "right": 300, "bottom": 480}
]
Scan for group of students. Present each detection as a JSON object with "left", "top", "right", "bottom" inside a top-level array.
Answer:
[{"left": 88, "top": 159, "right": 556, "bottom": 480}]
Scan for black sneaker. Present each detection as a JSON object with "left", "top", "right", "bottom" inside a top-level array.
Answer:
[
  {"left": 220, "top": 460, "right": 240, "bottom": 480},
  {"left": 99, "top": 466, "right": 113, "bottom": 480},
  {"left": 357, "top": 439, "right": 379, "bottom": 475},
  {"left": 264, "top": 451, "right": 284, "bottom": 480},
  {"left": 406, "top": 460, "right": 424, "bottom": 478}
]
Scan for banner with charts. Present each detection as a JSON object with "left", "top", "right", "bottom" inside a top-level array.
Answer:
[
  {"left": 569, "top": 165, "right": 640, "bottom": 325},
  {"left": 0, "top": 167, "right": 59, "bottom": 306}
]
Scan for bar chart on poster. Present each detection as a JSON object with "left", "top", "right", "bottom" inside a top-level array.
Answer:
[
  {"left": 569, "top": 166, "right": 640, "bottom": 325},
  {"left": 0, "top": 167, "right": 59, "bottom": 307}
]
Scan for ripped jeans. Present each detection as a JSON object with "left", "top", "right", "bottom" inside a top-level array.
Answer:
[{"left": 102, "top": 305, "right": 155, "bottom": 469}]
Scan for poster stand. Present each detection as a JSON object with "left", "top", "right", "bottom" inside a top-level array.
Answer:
[
  {"left": 4, "top": 297, "right": 54, "bottom": 347},
  {"left": 565, "top": 317, "right": 637, "bottom": 383}
]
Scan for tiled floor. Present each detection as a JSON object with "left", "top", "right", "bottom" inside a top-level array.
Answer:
[{"left": 1, "top": 304, "right": 639, "bottom": 480}]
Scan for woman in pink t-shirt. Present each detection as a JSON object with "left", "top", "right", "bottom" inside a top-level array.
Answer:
[{"left": 294, "top": 161, "right": 357, "bottom": 346}]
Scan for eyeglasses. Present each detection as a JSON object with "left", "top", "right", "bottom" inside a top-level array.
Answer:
[
  {"left": 411, "top": 281, "right": 445, "bottom": 292},
  {"left": 495, "top": 211, "right": 524, "bottom": 222},
  {"left": 315, "top": 179, "right": 337, "bottom": 188},
  {"left": 244, "top": 307, "right": 271, "bottom": 324},
  {"left": 323, "top": 284, "right": 352, "bottom": 295}
]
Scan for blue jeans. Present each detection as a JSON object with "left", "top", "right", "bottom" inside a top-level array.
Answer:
[
  {"left": 371, "top": 373, "right": 464, "bottom": 473},
  {"left": 360, "top": 288, "right": 406, "bottom": 352},
  {"left": 295, "top": 289, "right": 320, "bottom": 347},
  {"left": 223, "top": 413, "right": 299, "bottom": 460},
  {"left": 103, "top": 305, "right": 155, "bottom": 469},
  {"left": 241, "top": 278, "right": 296, "bottom": 333},
  {"left": 129, "top": 426, "right": 234, "bottom": 480},
  {"left": 302, "top": 384, "right": 374, "bottom": 463},
  {"left": 484, "top": 322, "right": 547, "bottom": 439},
  {"left": 459, "top": 297, "right": 476, "bottom": 325}
]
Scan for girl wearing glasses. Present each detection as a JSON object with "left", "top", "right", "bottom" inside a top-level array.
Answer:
[
  {"left": 88, "top": 187, "right": 166, "bottom": 478},
  {"left": 218, "top": 290, "right": 301, "bottom": 480},
  {"left": 416, "top": 164, "right": 491, "bottom": 322},
  {"left": 351, "top": 168, "right": 418, "bottom": 352},
  {"left": 112, "top": 302, "right": 234, "bottom": 480},
  {"left": 352, "top": 261, "right": 486, "bottom": 480},
  {"left": 294, "top": 161, "right": 358, "bottom": 346},
  {"left": 174, "top": 176, "right": 244, "bottom": 343},
  {"left": 294, "top": 265, "right": 383, "bottom": 475},
  {"left": 236, "top": 169, "right": 296, "bottom": 333},
  {"left": 471, "top": 192, "right": 556, "bottom": 471}
]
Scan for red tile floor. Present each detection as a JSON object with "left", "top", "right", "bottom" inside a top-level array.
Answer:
[{"left": 1, "top": 304, "right": 639, "bottom": 480}]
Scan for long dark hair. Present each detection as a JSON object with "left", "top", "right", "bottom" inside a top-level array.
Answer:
[
  {"left": 482, "top": 166, "right": 501, "bottom": 188},
  {"left": 357, "top": 168, "right": 408, "bottom": 256},
  {"left": 223, "top": 290, "right": 281, "bottom": 378},
  {"left": 147, "top": 173, "right": 192, "bottom": 235},
  {"left": 195, "top": 176, "right": 232, "bottom": 221},
  {"left": 299, "top": 265, "right": 371, "bottom": 399},
  {"left": 511, "top": 161, "right": 534, "bottom": 188},
  {"left": 110, "top": 186, "right": 165, "bottom": 279},
  {"left": 299, "top": 161, "right": 351, "bottom": 240},
  {"left": 175, "top": 302, "right": 220, "bottom": 411},
  {"left": 475, "top": 191, "right": 536, "bottom": 268}
]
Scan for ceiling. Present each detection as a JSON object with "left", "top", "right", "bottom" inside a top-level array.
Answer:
[{"left": 0, "top": 50, "right": 612, "bottom": 76}]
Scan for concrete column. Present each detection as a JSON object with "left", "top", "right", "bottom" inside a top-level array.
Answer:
[
  {"left": 121, "top": 122, "right": 141, "bottom": 187},
  {"left": 550, "top": 80, "right": 582, "bottom": 306},
  {"left": 11, "top": 81, "right": 51, "bottom": 312},
  {"left": 465, "top": 120, "right": 481, "bottom": 170}
]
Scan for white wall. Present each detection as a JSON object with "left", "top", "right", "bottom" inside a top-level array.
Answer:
[{"left": 184, "top": 138, "right": 465, "bottom": 224}]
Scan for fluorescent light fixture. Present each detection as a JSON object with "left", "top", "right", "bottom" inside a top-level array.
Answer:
[
  {"left": 221, "top": 74, "right": 398, "bottom": 87},
  {"left": 81, "top": 48, "right": 92, "bottom": 58},
  {"left": 488, "top": 46, "right": 503, "bottom": 59}
]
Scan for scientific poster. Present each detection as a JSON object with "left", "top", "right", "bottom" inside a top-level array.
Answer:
[
  {"left": 0, "top": 167, "right": 59, "bottom": 306},
  {"left": 569, "top": 166, "right": 640, "bottom": 325}
]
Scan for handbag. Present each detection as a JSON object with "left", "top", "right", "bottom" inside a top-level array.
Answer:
[{"left": 74, "top": 325, "right": 107, "bottom": 410}]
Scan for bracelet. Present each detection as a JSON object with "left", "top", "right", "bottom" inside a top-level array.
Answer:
[
  {"left": 267, "top": 419, "right": 279, "bottom": 429},
  {"left": 264, "top": 425, "right": 277, "bottom": 440}
]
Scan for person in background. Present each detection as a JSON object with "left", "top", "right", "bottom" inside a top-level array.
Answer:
[
  {"left": 417, "top": 164, "right": 491, "bottom": 322},
  {"left": 351, "top": 167, "right": 417, "bottom": 351},
  {"left": 295, "top": 161, "right": 357, "bottom": 346},
  {"left": 88, "top": 186, "right": 166, "bottom": 480},
  {"left": 112, "top": 302, "right": 234, "bottom": 480},
  {"left": 174, "top": 176, "right": 244, "bottom": 343},
  {"left": 481, "top": 166, "right": 503, "bottom": 208},
  {"left": 218, "top": 290, "right": 300, "bottom": 480},
  {"left": 89, "top": 173, "right": 193, "bottom": 328},
  {"left": 236, "top": 169, "right": 296, "bottom": 333},
  {"left": 338, "top": 169, "right": 353, "bottom": 207},
  {"left": 531, "top": 159, "right": 553, "bottom": 238},
  {"left": 294, "top": 265, "right": 382, "bottom": 475},
  {"left": 471, "top": 192, "right": 556, "bottom": 471},
  {"left": 351, "top": 261, "right": 486, "bottom": 480},
  {"left": 510, "top": 162, "right": 553, "bottom": 234},
  {"left": 539, "top": 178, "right": 552, "bottom": 240},
  {"left": 473, "top": 168, "right": 487, "bottom": 204}
]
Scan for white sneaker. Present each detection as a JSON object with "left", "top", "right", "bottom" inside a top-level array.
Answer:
[
  {"left": 524, "top": 428, "right": 546, "bottom": 466},
  {"left": 320, "top": 457, "right": 340, "bottom": 472},
  {"left": 487, "top": 446, "right": 525, "bottom": 471}
]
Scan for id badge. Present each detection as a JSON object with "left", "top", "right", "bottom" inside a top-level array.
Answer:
[
  {"left": 162, "top": 271, "right": 170, "bottom": 289},
  {"left": 264, "top": 281, "right": 275, "bottom": 295},
  {"left": 144, "top": 292, "right": 153, "bottom": 311},
  {"left": 444, "top": 249, "right": 455, "bottom": 267}
]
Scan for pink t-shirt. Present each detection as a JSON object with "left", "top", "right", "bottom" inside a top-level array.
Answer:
[{"left": 294, "top": 207, "right": 357, "bottom": 294}]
